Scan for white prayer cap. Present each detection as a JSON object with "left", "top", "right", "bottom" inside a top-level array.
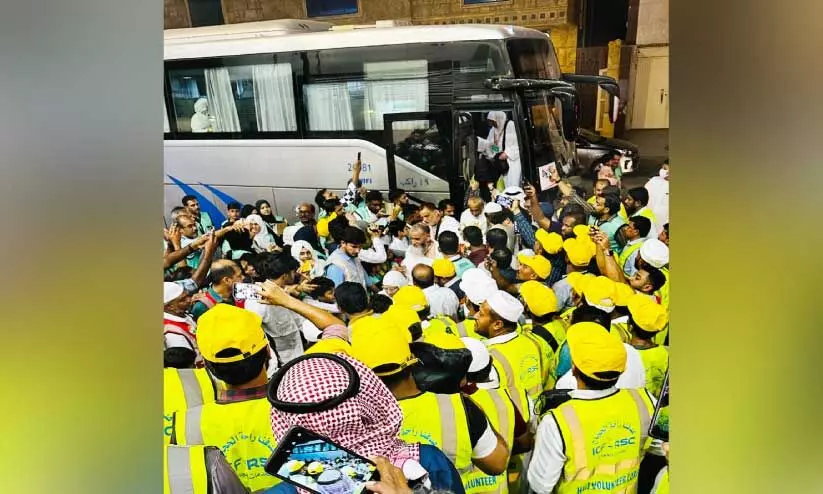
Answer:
[
  {"left": 382, "top": 270, "right": 408, "bottom": 288},
  {"left": 502, "top": 186, "right": 526, "bottom": 202},
  {"left": 459, "top": 269, "right": 497, "bottom": 305},
  {"left": 486, "top": 290, "right": 524, "bottom": 323},
  {"left": 164, "top": 282, "right": 184, "bottom": 305},
  {"left": 639, "top": 239, "right": 669, "bottom": 268},
  {"left": 483, "top": 202, "right": 503, "bottom": 214}
]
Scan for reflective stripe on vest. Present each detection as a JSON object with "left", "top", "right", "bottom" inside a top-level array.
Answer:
[
  {"left": 552, "top": 389, "right": 653, "bottom": 493},
  {"left": 617, "top": 241, "right": 644, "bottom": 273},
  {"left": 456, "top": 321, "right": 468, "bottom": 337},
  {"left": 164, "top": 445, "right": 208, "bottom": 494},
  {"left": 173, "top": 398, "right": 279, "bottom": 492},
  {"left": 398, "top": 393, "right": 474, "bottom": 477},
  {"left": 651, "top": 466, "right": 669, "bottom": 494},
  {"left": 636, "top": 346, "right": 669, "bottom": 399},
  {"left": 489, "top": 335, "right": 543, "bottom": 402},
  {"left": 488, "top": 348, "right": 530, "bottom": 423},
  {"left": 464, "top": 388, "right": 515, "bottom": 494},
  {"left": 199, "top": 290, "right": 218, "bottom": 310}
]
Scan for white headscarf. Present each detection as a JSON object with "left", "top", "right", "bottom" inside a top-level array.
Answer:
[
  {"left": 246, "top": 214, "right": 274, "bottom": 253},
  {"left": 290, "top": 240, "right": 326, "bottom": 278},
  {"left": 487, "top": 111, "right": 508, "bottom": 144}
]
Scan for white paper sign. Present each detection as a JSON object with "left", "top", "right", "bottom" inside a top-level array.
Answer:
[{"left": 538, "top": 162, "right": 560, "bottom": 190}]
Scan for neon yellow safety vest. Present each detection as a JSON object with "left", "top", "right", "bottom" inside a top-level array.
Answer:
[
  {"left": 397, "top": 392, "right": 474, "bottom": 481},
  {"left": 464, "top": 388, "right": 516, "bottom": 494},
  {"left": 610, "top": 319, "right": 632, "bottom": 344},
  {"left": 637, "top": 207, "right": 658, "bottom": 226},
  {"left": 552, "top": 389, "right": 654, "bottom": 494},
  {"left": 164, "top": 368, "right": 217, "bottom": 445},
  {"left": 488, "top": 334, "right": 543, "bottom": 422},
  {"left": 617, "top": 240, "right": 644, "bottom": 274},
  {"left": 653, "top": 267, "right": 670, "bottom": 345},
  {"left": 651, "top": 466, "right": 670, "bottom": 494},
  {"left": 173, "top": 398, "right": 279, "bottom": 492},
  {"left": 636, "top": 345, "right": 669, "bottom": 399},
  {"left": 520, "top": 323, "right": 559, "bottom": 391},
  {"left": 559, "top": 307, "right": 576, "bottom": 328},
  {"left": 455, "top": 318, "right": 484, "bottom": 340},
  {"left": 164, "top": 445, "right": 209, "bottom": 494}
]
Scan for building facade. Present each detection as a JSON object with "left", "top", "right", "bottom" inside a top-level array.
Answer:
[{"left": 164, "top": 0, "right": 580, "bottom": 73}]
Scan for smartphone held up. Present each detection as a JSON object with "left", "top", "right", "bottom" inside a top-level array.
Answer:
[
  {"left": 233, "top": 282, "right": 262, "bottom": 302},
  {"left": 265, "top": 426, "right": 378, "bottom": 494}
]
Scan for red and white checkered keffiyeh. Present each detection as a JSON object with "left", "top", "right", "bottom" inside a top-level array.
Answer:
[{"left": 270, "top": 353, "right": 419, "bottom": 468}]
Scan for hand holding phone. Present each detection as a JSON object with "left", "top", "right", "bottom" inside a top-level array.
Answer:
[
  {"left": 233, "top": 282, "right": 262, "bottom": 302},
  {"left": 265, "top": 426, "right": 379, "bottom": 494}
]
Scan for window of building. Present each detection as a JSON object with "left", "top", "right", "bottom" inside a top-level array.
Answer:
[
  {"left": 464, "top": 0, "right": 507, "bottom": 4},
  {"left": 188, "top": 0, "right": 224, "bottom": 27},
  {"left": 167, "top": 60, "right": 297, "bottom": 133},
  {"left": 306, "top": 0, "right": 358, "bottom": 18}
]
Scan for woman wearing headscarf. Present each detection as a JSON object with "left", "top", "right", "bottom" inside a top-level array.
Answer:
[
  {"left": 245, "top": 214, "right": 282, "bottom": 253},
  {"left": 477, "top": 110, "right": 522, "bottom": 192},
  {"left": 266, "top": 353, "right": 466, "bottom": 494},
  {"left": 256, "top": 200, "right": 286, "bottom": 236},
  {"left": 290, "top": 240, "right": 326, "bottom": 280},
  {"left": 190, "top": 98, "right": 213, "bottom": 133},
  {"left": 293, "top": 226, "right": 325, "bottom": 257}
]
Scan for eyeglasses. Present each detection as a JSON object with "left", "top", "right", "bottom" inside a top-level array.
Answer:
[{"left": 179, "top": 224, "right": 196, "bottom": 229}]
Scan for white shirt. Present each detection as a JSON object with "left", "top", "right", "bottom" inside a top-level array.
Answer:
[
  {"left": 431, "top": 215, "right": 462, "bottom": 241},
  {"left": 401, "top": 244, "right": 438, "bottom": 281},
  {"left": 388, "top": 236, "right": 410, "bottom": 258},
  {"left": 527, "top": 387, "right": 662, "bottom": 494},
  {"left": 358, "top": 237, "right": 387, "bottom": 264},
  {"left": 423, "top": 285, "right": 459, "bottom": 319},
  {"left": 644, "top": 176, "right": 669, "bottom": 227},
  {"left": 460, "top": 209, "right": 488, "bottom": 234},
  {"left": 163, "top": 312, "right": 197, "bottom": 350},
  {"left": 554, "top": 343, "right": 646, "bottom": 390}
]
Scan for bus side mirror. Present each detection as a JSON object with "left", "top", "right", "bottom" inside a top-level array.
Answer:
[
  {"left": 608, "top": 94, "right": 619, "bottom": 123},
  {"left": 552, "top": 89, "right": 580, "bottom": 142}
]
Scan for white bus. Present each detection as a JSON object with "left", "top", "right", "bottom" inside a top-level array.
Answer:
[{"left": 164, "top": 19, "right": 617, "bottom": 225}]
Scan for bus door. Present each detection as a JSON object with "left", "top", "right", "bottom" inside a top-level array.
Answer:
[
  {"left": 383, "top": 111, "right": 454, "bottom": 206},
  {"left": 451, "top": 104, "right": 522, "bottom": 204}
]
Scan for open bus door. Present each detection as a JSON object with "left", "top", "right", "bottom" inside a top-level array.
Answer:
[{"left": 383, "top": 111, "right": 454, "bottom": 207}]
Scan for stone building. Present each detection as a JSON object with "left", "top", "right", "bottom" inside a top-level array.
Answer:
[{"left": 164, "top": 0, "right": 580, "bottom": 73}]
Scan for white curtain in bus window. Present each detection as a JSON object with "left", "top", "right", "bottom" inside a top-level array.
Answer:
[
  {"left": 164, "top": 101, "right": 170, "bottom": 133},
  {"left": 204, "top": 67, "right": 241, "bottom": 132},
  {"left": 305, "top": 83, "right": 354, "bottom": 131},
  {"left": 364, "top": 60, "right": 428, "bottom": 130},
  {"left": 251, "top": 63, "right": 297, "bottom": 131}
]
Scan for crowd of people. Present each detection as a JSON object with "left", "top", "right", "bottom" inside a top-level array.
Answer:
[{"left": 163, "top": 157, "right": 671, "bottom": 494}]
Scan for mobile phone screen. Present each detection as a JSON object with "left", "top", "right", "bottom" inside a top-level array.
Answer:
[
  {"left": 265, "top": 426, "right": 378, "bottom": 494},
  {"left": 233, "top": 283, "right": 261, "bottom": 302},
  {"left": 648, "top": 369, "right": 669, "bottom": 441}
]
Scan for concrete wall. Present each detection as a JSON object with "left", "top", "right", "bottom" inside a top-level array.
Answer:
[{"left": 635, "top": 0, "right": 668, "bottom": 46}]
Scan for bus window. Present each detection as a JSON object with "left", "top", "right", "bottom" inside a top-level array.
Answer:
[
  {"left": 304, "top": 82, "right": 358, "bottom": 131},
  {"left": 391, "top": 118, "right": 450, "bottom": 188},
  {"left": 167, "top": 61, "right": 297, "bottom": 133},
  {"left": 524, "top": 90, "right": 571, "bottom": 177},
  {"left": 507, "top": 38, "right": 561, "bottom": 80}
]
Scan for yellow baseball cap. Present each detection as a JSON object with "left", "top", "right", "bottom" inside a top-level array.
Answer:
[
  {"left": 517, "top": 253, "right": 552, "bottom": 280},
  {"left": 351, "top": 322, "right": 418, "bottom": 376},
  {"left": 535, "top": 229, "right": 563, "bottom": 254},
  {"left": 420, "top": 325, "right": 466, "bottom": 350},
  {"left": 627, "top": 295, "right": 669, "bottom": 332},
  {"left": 573, "top": 224, "right": 592, "bottom": 239},
  {"left": 519, "top": 280, "right": 558, "bottom": 316},
  {"left": 612, "top": 282, "right": 636, "bottom": 307},
  {"left": 568, "top": 272, "right": 595, "bottom": 295},
  {"left": 393, "top": 286, "right": 428, "bottom": 311},
  {"left": 305, "top": 337, "right": 353, "bottom": 357},
  {"left": 564, "top": 237, "right": 596, "bottom": 267},
  {"left": 382, "top": 305, "right": 420, "bottom": 342},
  {"left": 197, "top": 304, "right": 268, "bottom": 363},
  {"left": 432, "top": 258, "right": 456, "bottom": 278},
  {"left": 566, "top": 322, "right": 627, "bottom": 380},
  {"left": 583, "top": 276, "right": 617, "bottom": 313}
]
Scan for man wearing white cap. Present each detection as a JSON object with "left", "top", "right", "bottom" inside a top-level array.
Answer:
[
  {"left": 635, "top": 239, "right": 669, "bottom": 309},
  {"left": 484, "top": 202, "right": 516, "bottom": 252},
  {"left": 473, "top": 290, "right": 545, "bottom": 423},
  {"left": 380, "top": 270, "right": 408, "bottom": 298},
  {"left": 456, "top": 268, "right": 497, "bottom": 338},
  {"left": 163, "top": 282, "right": 202, "bottom": 368}
]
